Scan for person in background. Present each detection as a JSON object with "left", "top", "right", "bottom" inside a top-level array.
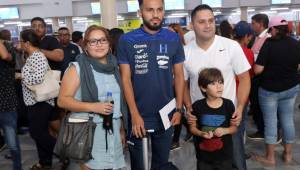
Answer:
[
  {"left": 184, "top": 4, "right": 251, "bottom": 170},
  {"left": 72, "top": 31, "right": 84, "bottom": 53},
  {"left": 168, "top": 23, "right": 186, "bottom": 45},
  {"left": 31, "top": 17, "right": 64, "bottom": 137},
  {"left": 253, "top": 16, "right": 300, "bottom": 165},
  {"left": 168, "top": 23, "right": 192, "bottom": 150},
  {"left": 117, "top": 0, "right": 185, "bottom": 169},
  {"left": 191, "top": 68, "right": 237, "bottom": 170},
  {"left": 58, "top": 25, "right": 126, "bottom": 170},
  {"left": 109, "top": 28, "right": 124, "bottom": 56},
  {"left": 0, "top": 38, "right": 22, "bottom": 170},
  {"left": 247, "top": 13, "right": 270, "bottom": 141},
  {"left": 57, "top": 27, "right": 80, "bottom": 75},
  {"left": 219, "top": 20, "right": 234, "bottom": 39},
  {"left": 20, "top": 29, "right": 56, "bottom": 170}
]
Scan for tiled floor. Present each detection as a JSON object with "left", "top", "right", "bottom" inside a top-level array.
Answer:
[{"left": 1, "top": 95, "right": 300, "bottom": 170}]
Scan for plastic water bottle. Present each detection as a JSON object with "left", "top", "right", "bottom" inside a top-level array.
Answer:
[{"left": 103, "top": 92, "right": 113, "bottom": 132}]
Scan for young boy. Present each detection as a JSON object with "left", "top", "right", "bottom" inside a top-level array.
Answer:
[{"left": 190, "top": 68, "right": 237, "bottom": 170}]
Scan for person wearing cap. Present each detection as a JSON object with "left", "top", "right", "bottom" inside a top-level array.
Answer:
[{"left": 253, "top": 16, "right": 300, "bottom": 165}]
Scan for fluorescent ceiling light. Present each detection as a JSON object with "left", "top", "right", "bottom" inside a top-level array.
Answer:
[
  {"left": 4, "top": 21, "right": 21, "bottom": 25},
  {"left": 0, "top": 24, "right": 4, "bottom": 28},
  {"left": 270, "top": 7, "right": 289, "bottom": 11},
  {"left": 77, "top": 20, "right": 93, "bottom": 23},
  {"left": 18, "top": 22, "right": 31, "bottom": 26},
  {"left": 248, "top": 9, "right": 255, "bottom": 12},
  {"left": 170, "top": 13, "right": 188, "bottom": 16},
  {"left": 261, "top": 11, "right": 277, "bottom": 14},
  {"left": 72, "top": 17, "right": 88, "bottom": 21},
  {"left": 292, "top": 9, "right": 300, "bottom": 12}
]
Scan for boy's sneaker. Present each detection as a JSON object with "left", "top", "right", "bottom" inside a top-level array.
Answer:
[
  {"left": 170, "top": 142, "right": 181, "bottom": 151},
  {"left": 247, "top": 131, "right": 264, "bottom": 140}
]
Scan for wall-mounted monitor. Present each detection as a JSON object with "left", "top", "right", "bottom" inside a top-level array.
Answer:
[
  {"left": 0, "top": 7, "right": 19, "bottom": 20},
  {"left": 272, "top": 0, "right": 291, "bottom": 4},
  {"left": 127, "top": 0, "right": 139, "bottom": 12},
  {"left": 202, "top": 0, "right": 222, "bottom": 8},
  {"left": 91, "top": 2, "right": 101, "bottom": 14},
  {"left": 165, "top": 0, "right": 184, "bottom": 10}
]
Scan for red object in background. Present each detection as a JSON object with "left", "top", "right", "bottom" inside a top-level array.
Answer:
[{"left": 199, "top": 138, "right": 223, "bottom": 152}]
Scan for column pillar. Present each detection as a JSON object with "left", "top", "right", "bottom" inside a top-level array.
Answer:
[
  {"left": 240, "top": 7, "right": 248, "bottom": 22},
  {"left": 100, "top": 0, "right": 117, "bottom": 29},
  {"left": 66, "top": 16, "right": 73, "bottom": 33},
  {"left": 52, "top": 17, "right": 59, "bottom": 32}
]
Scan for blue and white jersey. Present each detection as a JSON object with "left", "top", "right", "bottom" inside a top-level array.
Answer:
[{"left": 117, "top": 27, "right": 185, "bottom": 129}]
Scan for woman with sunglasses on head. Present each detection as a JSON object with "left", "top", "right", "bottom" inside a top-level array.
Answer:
[
  {"left": 58, "top": 25, "right": 127, "bottom": 170},
  {"left": 253, "top": 16, "right": 300, "bottom": 165}
]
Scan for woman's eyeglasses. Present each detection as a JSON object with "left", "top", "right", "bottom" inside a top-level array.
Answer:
[{"left": 88, "top": 38, "right": 108, "bottom": 46}]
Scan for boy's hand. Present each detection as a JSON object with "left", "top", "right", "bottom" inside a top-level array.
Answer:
[
  {"left": 213, "top": 128, "right": 227, "bottom": 137},
  {"left": 201, "top": 131, "right": 213, "bottom": 139}
]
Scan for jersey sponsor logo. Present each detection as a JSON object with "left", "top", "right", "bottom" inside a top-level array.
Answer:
[
  {"left": 134, "top": 44, "right": 147, "bottom": 49},
  {"left": 135, "top": 51, "right": 149, "bottom": 75},
  {"left": 157, "top": 55, "right": 169, "bottom": 69}
]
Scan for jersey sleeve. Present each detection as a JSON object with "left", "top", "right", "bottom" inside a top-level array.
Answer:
[
  {"left": 172, "top": 35, "right": 185, "bottom": 65},
  {"left": 231, "top": 41, "right": 251, "bottom": 75},
  {"left": 117, "top": 35, "right": 130, "bottom": 64}
]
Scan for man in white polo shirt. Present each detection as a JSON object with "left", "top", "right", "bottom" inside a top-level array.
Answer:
[{"left": 184, "top": 4, "right": 251, "bottom": 170}]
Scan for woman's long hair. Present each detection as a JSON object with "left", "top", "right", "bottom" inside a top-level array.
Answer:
[{"left": 168, "top": 23, "right": 186, "bottom": 45}]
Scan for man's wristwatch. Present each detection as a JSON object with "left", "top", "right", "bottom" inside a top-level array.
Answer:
[{"left": 175, "top": 107, "right": 184, "bottom": 114}]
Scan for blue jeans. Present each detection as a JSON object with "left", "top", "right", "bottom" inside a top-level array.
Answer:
[
  {"left": 0, "top": 111, "right": 22, "bottom": 170},
  {"left": 259, "top": 85, "right": 299, "bottom": 144},
  {"left": 127, "top": 127, "right": 174, "bottom": 170},
  {"left": 232, "top": 105, "right": 247, "bottom": 170}
]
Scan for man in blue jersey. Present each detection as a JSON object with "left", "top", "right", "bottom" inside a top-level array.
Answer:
[{"left": 117, "top": 0, "right": 185, "bottom": 169}]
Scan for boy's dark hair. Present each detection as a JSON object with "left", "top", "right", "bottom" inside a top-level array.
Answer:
[
  {"left": 138, "top": 0, "right": 164, "bottom": 7},
  {"left": 20, "top": 29, "right": 40, "bottom": 47},
  {"left": 72, "top": 31, "right": 83, "bottom": 43},
  {"left": 251, "top": 14, "right": 269, "bottom": 29},
  {"left": 31, "top": 17, "right": 46, "bottom": 27},
  {"left": 191, "top": 4, "right": 213, "bottom": 22},
  {"left": 58, "top": 27, "right": 69, "bottom": 32},
  {"left": 198, "top": 68, "right": 224, "bottom": 97}
]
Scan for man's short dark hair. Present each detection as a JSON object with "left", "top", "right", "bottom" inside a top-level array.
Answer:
[
  {"left": 191, "top": 4, "right": 214, "bottom": 22},
  {"left": 31, "top": 17, "right": 46, "bottom": 27},
  {"left": 72, "top": 31, "right": 83, "bottom": 43},
  {"left": 0, "top": 29, "right": 11, "bottom": 41},
  {"left": 58, "top": 27, "right": 69, "bottom": 32},
  {"left": 198, "top": 68, "right": 224, "bottom": 98},
  {"left": 138, "top": 0, "right": 164, "bottom": 7},
  {"left": 251, "top": 14, "right": 269, "bottom": 29}
]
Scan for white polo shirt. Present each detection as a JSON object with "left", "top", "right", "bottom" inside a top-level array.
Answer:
[{"left": 184, "top": 35, "right": 250, "bottom": 105}]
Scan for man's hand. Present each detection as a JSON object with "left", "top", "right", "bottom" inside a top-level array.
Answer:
[
  {"left": 231, "top": 106, "right": 243, "bottom": 126},
  {"left": 171, "top": 112, "right": 182, "bottom": 126},
  {"left": 131, "top": 114, "right": 146, "bottom": 138}
]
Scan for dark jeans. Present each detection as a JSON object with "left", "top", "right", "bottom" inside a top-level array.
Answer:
[
  {"left": 128, "top": 127, "right": 174, "bottom": 170},
  {"left": 232, "top": 106, "right": 247, "bottom": 170},
  {"left": 0, "top": 111, "right": 22, "bottom": 170},
  {"left": 249, "top": 76, "right": 264, "bottom": 135},
  {"left": 27, "top": 102, "right": 56, "bottom": 166},
  {"left": 197, "top": 159, "right": 232, "bottom": 170}
]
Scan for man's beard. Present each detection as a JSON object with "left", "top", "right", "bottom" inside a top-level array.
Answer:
[{"left": 142, "top": 18, "right": 163, "bottom": 31}]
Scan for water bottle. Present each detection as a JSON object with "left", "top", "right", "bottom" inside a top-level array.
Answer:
[{"left": 103, "top": 92, "right": 113, "bottom": 132}]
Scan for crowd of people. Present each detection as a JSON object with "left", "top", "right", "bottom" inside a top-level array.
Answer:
[{"left": 1, "top": 0, "right": 300, "bottom": 170}]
